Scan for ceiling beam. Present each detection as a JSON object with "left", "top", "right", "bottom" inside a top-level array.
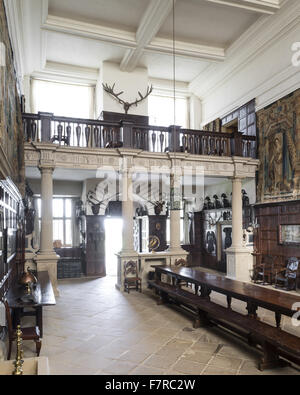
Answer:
[
  {"left": 147, "top": 37, "right": 225, "bottom": 62},
  {"left": 43, "top": 13, "right": 225, "bottom": 64},
  {"left": 203, "top": 0, "right": 281, "bottom": 14},
  {"left": 120, "top": 0, "right": 175, "bottom": 72},
  {"left": 43, "top": 15, "right": 136, "bottom": 48}
]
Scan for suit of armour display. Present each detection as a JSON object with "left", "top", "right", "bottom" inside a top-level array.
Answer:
[{"left": 206, "top": 231, "right": 216, "bottom": 253}]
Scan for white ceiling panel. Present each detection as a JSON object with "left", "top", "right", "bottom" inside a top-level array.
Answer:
[
  {"left": 140, "top": 51, "right": 210, "bottom": 82},
  {"left": 158, "top": 0, "right": 260, "bottom": 48},
  {"left": 46, "top": 31, "right": 126, "bottom": 69},
  {"left": 49, "top": 0, "right": 150, "bottom": 32}
]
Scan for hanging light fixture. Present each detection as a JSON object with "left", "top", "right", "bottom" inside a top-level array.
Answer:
[
  {"left": 170, "top": 0, "right": 182, "bottom": 211},
  {"left": 172, "top": 0, "right": 176, "bottom": 129}
]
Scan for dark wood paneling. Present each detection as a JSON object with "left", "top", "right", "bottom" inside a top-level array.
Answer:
[
  {"left": 255, "top": 200, "right": 300, "bottom": 286},
  {"left": 85, "top": 215, "right": 106, "bottom": 277},
  {"left": 100, "top": 111, "right": 149, "bottom": 125}
]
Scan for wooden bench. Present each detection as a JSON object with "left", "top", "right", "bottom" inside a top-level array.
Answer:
[{"left": 148, "top": 279, "right": 300, "bottom": 371}]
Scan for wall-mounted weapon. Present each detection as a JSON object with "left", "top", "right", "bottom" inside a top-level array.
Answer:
[{"left": 102, "top": 83, "right": 153, "bottom": 114}]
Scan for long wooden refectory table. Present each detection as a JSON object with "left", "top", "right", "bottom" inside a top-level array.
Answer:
[{"left": 152, "top": 265, "right": 300, "bottom": 329}]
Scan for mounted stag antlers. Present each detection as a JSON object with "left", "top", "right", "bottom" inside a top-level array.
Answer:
[{"left": 102, "top": 83, "right": 153, "bottom": 114}]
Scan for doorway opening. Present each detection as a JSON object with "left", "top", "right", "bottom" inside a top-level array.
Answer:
[{"left": 104, "top": 217, "right": 123, "bottom": 276}]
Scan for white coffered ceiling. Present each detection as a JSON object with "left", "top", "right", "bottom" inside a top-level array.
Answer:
[{"left": 7, "top": 0, "right": 287, "bottom": 84}]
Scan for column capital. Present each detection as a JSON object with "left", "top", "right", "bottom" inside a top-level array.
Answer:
[
  {"left": 231, "top": 176, "right": 244, "bottom": 182},
  {"left": 38, "top": 164, "right": 55, "bottom": 174}
]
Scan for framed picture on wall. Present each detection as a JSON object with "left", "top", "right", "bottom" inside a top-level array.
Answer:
[{"left": 278, "top": 224, "right": 300, "bottom": 245}]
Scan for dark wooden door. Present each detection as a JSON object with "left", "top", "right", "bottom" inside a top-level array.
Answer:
[{"left": 85, "top": 215, "right": 106, "bottom": 277}]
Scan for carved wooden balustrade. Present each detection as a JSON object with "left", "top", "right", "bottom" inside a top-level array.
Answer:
[{"left": 22, "top": 112, "right": 256, "bottom": 158}]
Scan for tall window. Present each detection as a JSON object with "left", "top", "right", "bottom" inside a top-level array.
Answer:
[
  {"left": 32, "top": 79, "right": 94, "bottom": 119},
  {"left": 37, "top": 197, "right": 73, "bottom": 247},
  {"left": 148, "top": 94, "right": 188, "bottom": 128}
]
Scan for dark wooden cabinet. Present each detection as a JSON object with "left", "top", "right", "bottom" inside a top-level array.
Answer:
[
  {"left": 134, "top": 215, "right": 167, "bottom": 253},
  {"left": 84, "top": 215, "right": 106, "bottom": 277},
  {"left": 0, "top": 178, "right": 24, "bottom": 300}
]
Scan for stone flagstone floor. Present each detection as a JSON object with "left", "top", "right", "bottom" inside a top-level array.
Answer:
[{"left": 10, "top": 275, "right": 300, "bottom": 375}]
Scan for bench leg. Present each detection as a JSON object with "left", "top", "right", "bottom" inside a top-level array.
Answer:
[
  {"left": 193, "top": 310, "right": 210, "bottom": 329},
  {"left": 258, "top": 342, "right": 289, "bottom": 371},
  {"left": 157, "top": 291, "right": 169, "bottom": 305}
]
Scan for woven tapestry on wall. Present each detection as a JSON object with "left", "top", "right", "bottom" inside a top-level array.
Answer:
[
  {"left": 256, "top": 89, "right": 300, "bottom": 203},
  {"left": 0, "top": 0, "right": 24, "bottom": 192}
]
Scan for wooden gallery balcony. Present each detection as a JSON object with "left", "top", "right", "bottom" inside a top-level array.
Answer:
[{"left": 22, "top": 112, "right": 256, "bottom": 159}]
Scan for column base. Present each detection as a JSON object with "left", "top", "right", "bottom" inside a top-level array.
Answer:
[
  {"left": 36, "top": 252, "right": 59, "bottom": 296},
  {"left": 226, "top": 246, "right": 254, "bottom": 282},
  {"left": 116, "top": 251, "right": 139, "bottom": 292}
]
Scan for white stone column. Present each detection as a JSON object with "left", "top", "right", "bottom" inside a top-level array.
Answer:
[
  {"left": 116, "top": 162, "right": 138, "bottom": 291},
  {"left": 36, "top": 166, "right": 59, "bottom": 296},
  {"left": 226, "top": 176, "right": 252, "bottom": 282},
  {"left": 231, "top": 177, "right": 243, "bottom": 249},
  {"left": 121, "top": 168, "right": 135, "bottom": 254},
  {"left": 169, "top": 210, "right": 182, "bottom": 252},
  {"left": 168, "top": 170, "right": 187, "bottom": 264}
]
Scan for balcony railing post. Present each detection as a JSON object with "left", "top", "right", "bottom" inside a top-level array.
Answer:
[
  {"left": 169, "top": 125, "right": 181, "bottom": 153},
  {"left": 121, "top": 121, "right": 134, "bottom": 148},
  {"left": 39, "top": 112, "right": 53, "bottom": 142},
  {"left": 231, "top": 131, "right": 243, "bottom": 156}
]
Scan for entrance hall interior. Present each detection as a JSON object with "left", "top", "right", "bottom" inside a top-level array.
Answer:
[{"left": 0, "top": 0, "right": 300, "bottom": 376}]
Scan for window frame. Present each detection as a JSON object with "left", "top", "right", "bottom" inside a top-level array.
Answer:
[
  {"left": 148, "top": 93, "right": 189, "bottom": 128},
  {"left": 36, "top": 196, "right": 74, "bottom": 247},
  {"left": 31, "top": 78, "right": 95, "bottom": 119}
]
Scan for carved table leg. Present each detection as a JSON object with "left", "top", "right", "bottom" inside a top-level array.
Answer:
[
  {"left": 227, "top": 295, "right": 232, "bottom": 309},
  {"left": 246, "top": 302, "right": 259, "bottom": 319},
  {"left": 275, "top": 312, "right": 282, "bottom": 329},
  {"left": 200, "top": 285, "right": 211, "bottom": 299},
  {"left": 36, "top": 306, "right": 43, "bottom": 338}
]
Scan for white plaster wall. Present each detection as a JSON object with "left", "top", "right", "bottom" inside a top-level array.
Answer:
[
  {"left": 99, "top": 61, "right": 149, "bottom": 116},
  {"left": 189, "top": 94, "right": 202, "bottom": 130}
]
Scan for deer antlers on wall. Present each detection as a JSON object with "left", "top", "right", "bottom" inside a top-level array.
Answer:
[{"left": 102, "top": 83, "right": 153, "bottom": 114}]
